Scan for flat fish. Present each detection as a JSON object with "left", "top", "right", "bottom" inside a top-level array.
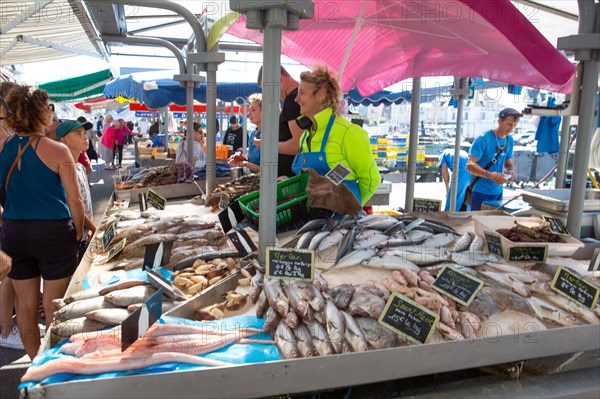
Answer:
[
  {"left": 355, "top": 317, "right": 397, "bottom": 350},
  {"left": 103, "top": 286, "right": 157, "bottom": 307}
]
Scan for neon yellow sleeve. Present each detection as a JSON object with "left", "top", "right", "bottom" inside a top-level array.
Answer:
[{"left": 343, "top": 125, "right": 380, "bottom": 204}]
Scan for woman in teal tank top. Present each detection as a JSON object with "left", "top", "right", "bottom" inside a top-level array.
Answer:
[{"left": 0, "top": 85, "right": 84, "bottom": 359}]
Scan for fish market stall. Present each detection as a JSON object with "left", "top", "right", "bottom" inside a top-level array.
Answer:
[{"left": 21, "top": 204, "right": 600, "bottom": 398}]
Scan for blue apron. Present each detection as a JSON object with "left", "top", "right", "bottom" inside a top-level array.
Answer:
[{"left": 291, "top": 115, "right": 362, "bottom": 204}]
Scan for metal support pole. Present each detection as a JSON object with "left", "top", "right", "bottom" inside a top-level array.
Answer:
[
  {"left": 555, "top": 114, "right": 572, "bottom": 188},
  {"left": 450, "top": 77, "right": 468, "bottom": 212},
  {"left": 405, "top": 78, "right": 421, "bottom": 212},
  {"left": 206, "top": 68, "right": 218, "bottom": 195},
  {"left": 258, "top": 21, "right": 282, "bottom": 263},
  {"left": 242, "top": 99, "right": 248, "bottom": 156},
  {"left": 186, "top": 77, "right": 195, "bottom": 166},
  {"left": 566, "top": 0, "right": 600, "bottom": 238}
]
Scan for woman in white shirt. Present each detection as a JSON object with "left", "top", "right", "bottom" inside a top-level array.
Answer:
[{"left": 176, "top": 122, "right": 205, "bottom": 168}]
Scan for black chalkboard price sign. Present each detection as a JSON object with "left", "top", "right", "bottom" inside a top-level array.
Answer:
[
  {"left": 219, "top": 193, "right": 230, "bottom": 211},
  {"left": 326, "top": 163, "right": 351, "bottom": 185},
  {"left": 266, "top": 247, "right": 314, "bottom": 281},
  {"left": 484, "top": 231, "right": 504, "bottom": 258},
  {"left": 508, "top": 245, "right": 547, "bottom": 263},
  {"left": 551, "top": 266, "right": 600, "bottom": 310},
  {"left": 378, "top": 292, "right": 439, "bottom": 345},
  {"left": 431, "top": 265, "right": 484, "bottom": 306},
  {"left": 146, "top": 189, "right": 167, "bottom": 210},
  {"left": 102, "top": 221, "right": 117, "bottom": 252},
  {"left": 104, "top": 238, "right": 126, "bottom": 263},
  {"left": 413, "top": 198, "right": 442, "bottom": 213},
  {"left": 542, "top": 216, "right": 570, "bottom": 236}
]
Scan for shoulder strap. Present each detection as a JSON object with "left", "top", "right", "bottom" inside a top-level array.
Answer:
[
  {"left": 470, "top": 146, "right": 505, "bottom": 187},
  {"left": 4, "top": 137, "right": 34, "bottom": 192}
]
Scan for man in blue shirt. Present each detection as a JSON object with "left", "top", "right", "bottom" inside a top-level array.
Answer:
[{"left": 466, "top": 108, "right": 521, "bottom": 211}]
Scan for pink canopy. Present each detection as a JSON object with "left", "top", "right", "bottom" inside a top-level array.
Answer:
[{"left": 228, "top": 0, "right": 575, "bottom": 95}]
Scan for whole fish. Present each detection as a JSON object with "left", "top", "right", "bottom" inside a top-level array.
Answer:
[
  {"left": 347, "top": 291, "right": 386, "bottom": 318},
  {"left": 383, "top": 250, "right": 449, "bottom": 266},
  {"left": 64, "top": 286, "right": 105, "bottom": 304},
  {"left": 296, "top": 230, "right": 317, "bottom": 249},
  {"left": 122, "top": 233, "right": 178, "bottom": 256},
  {"left": 317, "top": 229, "right": 347, "bottom": 252},
  {"left": 177, "top": 229, "right": 224, "bottom": 241},
  {"left": 336, "top": 226, "right": 359, "bottom": 263},
  {"left": 85, "top": 308, "right": 132, "bottom": 326},
  {"left": 341, "top": 311, "right": 368, "bottom": 352},
  {"left": 334, "top": 214, "right": 357, "bottom": 231},
  {"left": 469, "top": 234, "right": 485, "bottom": 251},
  {"left": 353, "top": 233, "right": 389, "bottom": 250},
  {"left": 304, "top": 320, "right": 334, "bottom": 356},
  {"left": 104, "top": 286, "right": 157, "bottom": 307},
  {"left": 323, "top": 218, "right": 341, "bottom": 232},
  {"left": 405, "top": 229, "right": 434, "bottom": 241},
  {"left": 293, "top": 324, "right": 315, "bottom": 357},
  {"left": 329, "top": 284, "right": 355, "bottom": 310},
  {"left": 52, "top": 317, "right": 109, "bottom": 337},
  {"left": 263, "top": 279, "right": 289, "bottom": 318},
  {"left": 249, "top": 270, "right": 264, "bottom": 304},
  {"left": 479, "top": 271, "right": 532, "bottom": 297},
  {"left": 281, "top": 283, "right": 310, "bottom": 319},
  {"left": 284, "top": 309, "right": 300, "bottom": 329},
  {"left": 527, "top": 297, "right": 579, "bottom": 327},
  {"left": 255, "top": 290, "right": 269, "bottom": 318},
  {"left": 307, "top": 284, "right": 325, "bottom": 312},
  {"left": 451, "top": 251, "right": 500, "bottom": 267},
  {"left": 263, "top": 307, "right": 281, "bottom": 333},
  {"left": 274, "top": 320, "right": 299, "bottom": 359},
  {"left": 98, "top": 280, "right": 149, "bottom": 296},
  {"left": 336, "top": 249, "right": 376, "bottom": 268},
  {"left": 358, "top": 216, "right": 399, "bottom": 231},
  {"left": 383, "top": 221, "right": 405, "bottom": 237},
  {"left": 325, "top": 300, "right": 346, "bottom": 354},
  {"left": 452, "top": 232, "right": 474, "bottom": 253},
  {"left": 296, "top": 218, "right": 328, "bottom": 236},
  {"left": 55, "top": 296, "right": 119, "bottom": 322},
  {"left": 539, "top": 293, "right": 599, "bottom": 324},
  {"left": 361, "top": 255, "right": 420, "bottom": 272},
  {"left": 423, "top": 233, "right": 458, "bottom": 249},
  {"left": 308, "top": 231, "right": 330, "bottom": 250},
  {"left": 377, "top": 236, "right": 427, "bottom": 249},
  {"left": 401, "top": 217, "right": 425, "bottom": 233},
  {"left": 355, "top": 317, "right": 397, "bottom": 350}
]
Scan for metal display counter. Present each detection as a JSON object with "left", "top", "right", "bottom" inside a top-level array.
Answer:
[{"left": 26, "top": 324, "right": 599, "bottom": 398}]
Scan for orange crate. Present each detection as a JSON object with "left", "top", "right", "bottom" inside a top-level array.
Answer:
[{"left": 202, "top": 145, "right": 230, "bottom": 160}]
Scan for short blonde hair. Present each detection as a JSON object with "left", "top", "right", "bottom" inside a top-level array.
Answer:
[
  {"left": 248, "top": 93, "right": 262, "bottom": 109},
  {"left": 299, "top": 63, "right": 342, "bottom": 115}
]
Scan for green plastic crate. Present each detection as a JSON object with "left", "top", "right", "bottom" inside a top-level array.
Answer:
[{"left": 238, "top": 173, "right": 310, "bottom": 230}]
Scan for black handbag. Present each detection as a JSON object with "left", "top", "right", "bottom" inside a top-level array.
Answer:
[{"left": 462, "top": 146, "right": 505, "bottom": 209}]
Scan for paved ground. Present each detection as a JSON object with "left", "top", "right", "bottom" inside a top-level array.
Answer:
[{"left": 0, "top": 145, "right": 135, "bottom": 399}]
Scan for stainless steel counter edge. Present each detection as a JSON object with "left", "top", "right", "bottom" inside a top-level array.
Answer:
[{"left": 31, "top": 323, "right": 599, "bottom": 399}]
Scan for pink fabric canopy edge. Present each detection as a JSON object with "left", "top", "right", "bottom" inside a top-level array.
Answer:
[{"left": 227, "top": 0, "right": 574, "bottom": 96}]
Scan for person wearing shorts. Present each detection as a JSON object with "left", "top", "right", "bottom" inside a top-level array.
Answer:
[{"left": 0, "top": 84, "right": 83, "bottom": 359}]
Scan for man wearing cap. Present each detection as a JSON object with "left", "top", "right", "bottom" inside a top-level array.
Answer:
[
  {"left": 223, "top": 115, "right": 244, "bottom": 153},
  {"left": 55, "top": 120, "right": 96, "bottom": 262},
  {"left": 466, "top": 107, "right": 521, "bottom": 211}
]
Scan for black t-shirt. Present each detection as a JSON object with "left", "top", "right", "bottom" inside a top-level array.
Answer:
[
  {"left": 278, "top": 88, "right": 301, "bottom": 177},
  {"left": 223, "top": 126, "right": 244, "bottom": 151}
]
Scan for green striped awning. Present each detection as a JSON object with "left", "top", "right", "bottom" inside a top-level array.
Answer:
[{"left": 39, "top": 69, "right": 113, "bottom": 102}]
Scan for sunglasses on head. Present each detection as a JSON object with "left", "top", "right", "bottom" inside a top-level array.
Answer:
[{"left": 0, "top": 96, "right": 13, "bottom": 120}]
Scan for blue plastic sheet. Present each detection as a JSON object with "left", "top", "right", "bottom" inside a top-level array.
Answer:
[
  {"left": 81, "top": 267, "right": 173, "bottom": 291},
  {"left": 20, "top": 315, "right": 278, "bottom": 388}
]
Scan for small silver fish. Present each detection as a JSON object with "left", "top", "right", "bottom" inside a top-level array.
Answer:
[
  {"left": 451, "top": 232, "right": 474, "bottom": 253},
  {"left": 336, "top": 249, "right": 376, "bottom": 268}
]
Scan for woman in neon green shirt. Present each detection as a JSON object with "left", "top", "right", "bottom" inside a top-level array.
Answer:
[{"left": 292, "top": 64, "right": 380, "bottom": 205}]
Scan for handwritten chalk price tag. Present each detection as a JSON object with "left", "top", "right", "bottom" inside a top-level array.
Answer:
[
  {"left": 121, "top": 288, "right": 163, "bottom": 351},
  {"left": 378, "top": 292, "right": 439, "bottom": 345},
  {"left": 508, "top": 245, "right": 547, "bottom": 263},
  {"left": 102, "top": 221, "right": 117, "bottom": 252},
  {"left": 146, "top": 189, "right": 167, "bottom": 210},
  {"left": 266, "top": 247, "right": 314, "bottom": 281},
  {"left": 326, "top": 163, "right": 351, "bottom": 185},
  {"left": 413, "top": 198, "right": 442, "bottom": 212},
  {"left": 484, "top": 231, "right": 504, "bottom": 258},
  {"left": 551, "top": 266, "right": 600, "bottom": 310},
  {"left": 543, "top": 216, "right": 570, "bottom": 236},
  {"left": 431, "top": 265, "right": 483, "bottom": 306},
  {"left": 219, "top": 193, "right": 230, "bottom": 211},
  {"left": 104, "top": 238, "right": 126, "bottom": 263}
]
